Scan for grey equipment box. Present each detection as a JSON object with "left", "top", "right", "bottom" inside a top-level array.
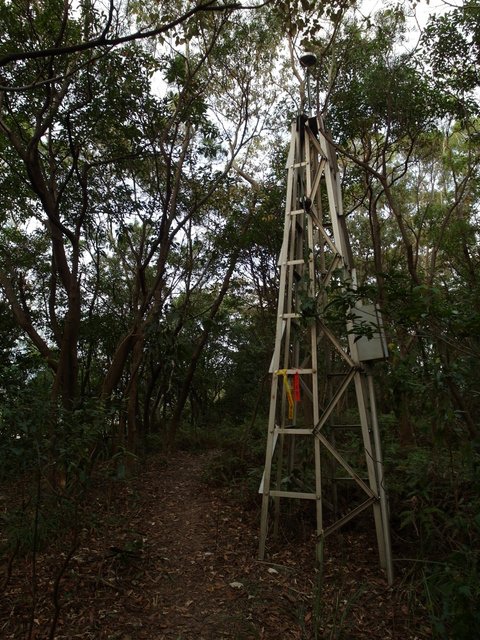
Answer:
[{"left": 352, "top": 304, "right": 389, "bottom": 362}]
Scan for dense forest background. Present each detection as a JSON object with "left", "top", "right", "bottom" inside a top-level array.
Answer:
[{"left": 0, "top": 0, "right": 479, "bottom": 638}]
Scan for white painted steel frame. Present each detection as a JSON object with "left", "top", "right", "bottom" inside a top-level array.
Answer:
[{"left": 258, "top": 114, "right": 394, "bottom": 584}]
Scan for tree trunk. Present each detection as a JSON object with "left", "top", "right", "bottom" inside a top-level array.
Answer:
[
  {"left": 127, "top": 332, "right": 144, "bottom": 453},
  {"left": 167, "top": 204, "right": 255, "bottom": 446},
  {"left": 51, "top": 280, "right": 81, "bottom": 409}
]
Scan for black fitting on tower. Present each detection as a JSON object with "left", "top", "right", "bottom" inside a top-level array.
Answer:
[
  {"left": 299, "top": 52, "right": 317, "bottom": 116},
  {"left": 299, "top": 53, "right": 317, "bottom": 69}
]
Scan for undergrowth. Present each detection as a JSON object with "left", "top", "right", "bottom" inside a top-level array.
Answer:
[{"left": 199, "top": 413, "right": 480, "bottom": 639}]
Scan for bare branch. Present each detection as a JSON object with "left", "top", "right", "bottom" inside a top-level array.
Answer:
[
  {"left": 232, "top": 161, "right": 261, "bottom": 189},
  {"left": 0, "top": 1, "right": 270, "bottom": 69},
  {"left": 0, "top": 270, "right": 57, "bottom": 371}
]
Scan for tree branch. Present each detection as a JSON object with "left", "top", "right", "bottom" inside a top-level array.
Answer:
[
  {"left": 0, "top": 2, "right": 268, "bottom": 69},
  {"left": 0, "top": 270, "right": 57, "bottom": 371}
]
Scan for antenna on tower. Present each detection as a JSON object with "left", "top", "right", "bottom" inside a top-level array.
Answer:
[{"left": 299, "top": 52, "right": 317, "bottom": 115}]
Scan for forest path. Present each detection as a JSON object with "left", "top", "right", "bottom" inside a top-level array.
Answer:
[{"left": 1, "top": 450, "right": 425, "bottom": 639}]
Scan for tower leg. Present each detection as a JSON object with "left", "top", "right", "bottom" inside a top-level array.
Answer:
[
  {"left": 354, "top": 371, "right": 387, "bottom": 570},
  {"left": 367, "top": 370, "right": 394, "bottom": 584}
]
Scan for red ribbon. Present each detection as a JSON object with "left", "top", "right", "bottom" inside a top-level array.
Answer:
[{"left": 293, "top": 372, "right": 301, "bottom": 402}]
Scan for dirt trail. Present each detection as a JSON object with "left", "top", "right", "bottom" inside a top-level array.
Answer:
[{"left": 1, "top": 451, "right": 427, "bottom": 639}]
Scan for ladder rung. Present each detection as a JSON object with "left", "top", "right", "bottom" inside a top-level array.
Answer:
[
  {"left": 277, "top": 368, "right": 314, "bottom": 374},
  {"left": 286, "top": 259, "right": 305, "bottom": 266},
  {"left": 281, "top": 312, "right": 301, "bottom": 319},
  {"left": 290, "top": 161, "right": 307, "bottom": 168},
  {"left": 269, "top": 490, "right": 317, "bottom": 500},
  {"left": 290, "top": 209, "right": 304, "bottom": 215},
  {"left": 328, "top": 424, "right": 362, "bottom": 429},
  {"left": 327, "top": 372, "right": 351, "bottom": 376},
  {"left": 275, "top": 428, "right": 312, "bottom": 435}
]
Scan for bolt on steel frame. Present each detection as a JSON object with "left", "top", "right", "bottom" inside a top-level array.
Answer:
[{"left": 258, "top": 107, "right": 394, "bottom": 584}]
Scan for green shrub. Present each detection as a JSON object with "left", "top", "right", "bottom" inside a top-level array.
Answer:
[
  {"left": 1, "top": 493, "right": 77, "bottom": 555},
  {"left": 424, "top": 548, "right": 480, "bottom": 639}
]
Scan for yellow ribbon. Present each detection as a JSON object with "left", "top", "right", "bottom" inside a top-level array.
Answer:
[{"left": 277, "top": 369, "right": 294, "bottom": 419}]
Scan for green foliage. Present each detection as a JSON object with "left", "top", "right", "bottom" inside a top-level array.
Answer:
[
  {"left": 319, "top": 10, "right": 442, "bottom": 143},
  {"left": 0, "top": 0, "right": 81, "bottom": 62},
  {"left": 0, "top": 380, "right": 51, "bottom": 479},
  {"left": 1, "top": 493, "right": 77, "bottom": 555},
  {"left": 143, "top": 433, "right": 165, "bottom": 454},
  {"left": 0, "top": 379, "right": 113, "bottom": 486},
  {"left": 423, "top": 549, "right": 480, "bottom": 639},
  {"left": 421, "top": 1, "right": 480, "bottom": 115},
  {"left": 201, "top": 419, "right": 266, "bottom": 504},
  {"left": 202, "top": 453, "right": 250, "bottom": 487},
  {"left": 0, "top": 5, "right": 479, "bottom": 638},
  {"left": 382, "top": 432, "right": 480, "bottom": 637}
]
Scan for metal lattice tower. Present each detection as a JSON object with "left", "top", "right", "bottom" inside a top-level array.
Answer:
[{"left": 258, "top": 57, "right": 393, "bottom": 583}]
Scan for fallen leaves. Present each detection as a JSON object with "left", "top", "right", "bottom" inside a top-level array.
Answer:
[
  {"left": 229, "top": 581, "right": 244, "bottom": 589},
  {"left": 0, "top": 450, "right": 431, "bottom": 639}
]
